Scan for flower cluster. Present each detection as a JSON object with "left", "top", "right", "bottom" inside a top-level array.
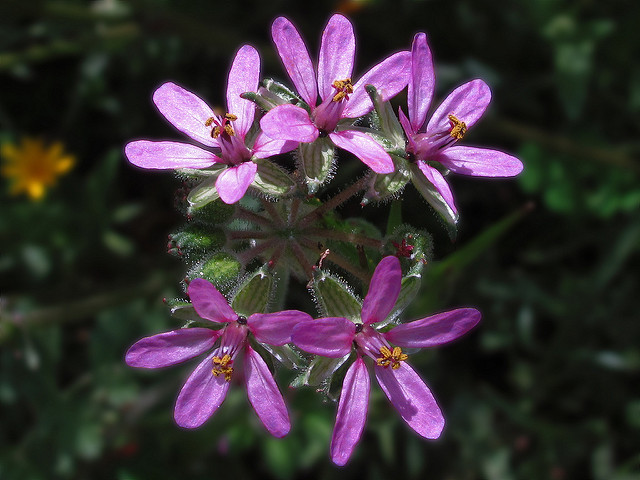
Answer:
[{"left": 125, "top": 14, "right": 522, "bottom": 466}]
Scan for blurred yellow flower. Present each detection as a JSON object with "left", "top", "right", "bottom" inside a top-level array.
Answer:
[{"left": 1, "top": 137, "right": 75, "bottom": 200}]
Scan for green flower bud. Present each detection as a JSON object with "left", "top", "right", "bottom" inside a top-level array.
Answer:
[
  {"left": 186, "top": 251, "right": 241, "bottom": 294},
  {"left": 297, "top": 138, "right": 335, "bottom": 194},
  {"left": 231, "top": 266, "right": 275, "bottom": 316}
]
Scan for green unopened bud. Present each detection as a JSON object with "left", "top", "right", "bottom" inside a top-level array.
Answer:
[
  {"left": 298, "top": 138, "right": 335, "bottom": 194},
  {"left": 187, "top": 251, "right": 241, "bottom": 294},
  {"left": 311, "top": 268, "right": 362, "bottom": 321},
  {"left": 252, "top": 158, "right": 296, "bottom": 198},
  {"left": 168, "top": 225, "right": 226, "bottom": 258},
  {"left": 232, "top": 266, "right": 274, "bottom": 316}
]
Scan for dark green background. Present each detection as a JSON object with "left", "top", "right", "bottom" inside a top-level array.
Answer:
[{"left": 1, "top": 0, "right": 639, "bottom": 479}]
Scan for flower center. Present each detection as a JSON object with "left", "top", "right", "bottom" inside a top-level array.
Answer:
[
  {"left": 332, "top": 78, "right": 354, "bottom": 102},
  {"left": 212, "top": 354, "right": 234, "bottom": 381},
  {"left": 205, "top": 113, "right": 238, "bottom": 138},
  {"left": 376, "top": 346, "right": 408, "bottom": 369},
  {"left": 447, "top": 114, "right": 467, "bottom": 140}
]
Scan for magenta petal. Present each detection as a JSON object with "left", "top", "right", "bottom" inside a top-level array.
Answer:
[
  {"left": 248, "top": 310, "right": 313, "bottom": 346},
  {"left": 272, "top": 17, "right": 318, "bottom": 107},
  {"left": 125, "top": 141, "right": 218, "bottom": 170},
  {"left": 152, "top": 82, "right": 219, "bottom": 148},
  {"left": 215, "top": 161, "right": 258, "bottom": 204},
  {"left": 361, "top": 256, "right": 401, "bottom": 325},
  {"left": 384, "top": 308, "right": 481, "bottom": 348},
  {"left": 260, "top": 104, "right": 319, "bottom": 143},
  {"left": 434, "top": 146, "right": 524, "bottom": 177},
  {"left": 329, "top": 130, "right": 394, "bottom": 174},
  {"left": 125, "top": 328, "right": 219, "bottom": 368},
  {"left": 252, "top": 132, "right": 298, "bottom": 158},
  {"left": 427, "top": 79, "right": 491, "bottom": 133},
  {"left": 174, "top": 352, "right": 231, "bottom": 428},
  {"left": 408, "top": 32, "right": 435, "bottom": 132},
  {"left": 344, "top": 51, "right": 411, "bottom": 119},
  {"left": 317, "top": 14, "right": 355, "bottom": 101},
  {"left": 330, "top": 358, "right": 370, "bottom": 466},
  {"left": 375, "top": 362, "right": 444, "bottom": 439},
  {"left": 292, "top": 317, "right": 355, "bottom": 358},
  {"left": 398, "top": 107, "right": 417, "bottom": 152},
  {"left": 416, "top": 161, "right": 457, "bottom": 214},
  {"left": 188, "top": 278, "right": 237, "bottom": 323},
  {"left": 226, "top": 45, "right": 260, "bottom": 138},
  {"left": 244, "top": 346, "right": 291, "bottom": 438}
]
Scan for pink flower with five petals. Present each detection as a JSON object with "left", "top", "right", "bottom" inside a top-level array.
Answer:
[
  {"left": 124, "top": 45, "right": 296, "bottom": 204},
  {"left": 126, "top": 278, "right": 311, "bottom": 437},
  {"left": 292, "top": 256, "right": 481, "bottom": 465},
  {"left": 260, "top": 14, "right": 411, "bottom": 174},
  {"left": 400, "top": 33, "right": 523, "bottom": 215}
]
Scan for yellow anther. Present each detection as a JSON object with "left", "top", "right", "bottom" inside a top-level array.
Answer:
[
  {"left": 225, "top": 113, "right": 238, "bottom": 121},
  {"left": 212, "top": 354, "right": 234, "bottom": 381},
  {"left": 211, "top": 126, "right": 222, "bottom": 138},
  {"left": 447, "top": 114, "right": 467, "bottom": 140},
  {"left": 223, "top": 124, "right": 235, "bottom": 136},
  {"left": 376, "top": 346, "right": 408, "bottom": 370},
  {"left": 205, "top": 117, "right": 215, "bottom": 127},
  {"left": 332, "top": 78, "right": 354, "bottom": 102}
]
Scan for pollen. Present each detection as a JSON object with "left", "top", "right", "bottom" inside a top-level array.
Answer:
[
  {"left": 447, "top": 114, "right": 467, "bottom": 140},
  {"left": 205, "top": 113, "right": 237, "bottom": 138},
  {"left": 332, "top": 78, "right": 354, "bottom": 102},
  {"left": 376, "top": 346, "right": 408, "bottom": 370},
  {"left": 212, "top": 354, "right": 234, "bottom": 381}
]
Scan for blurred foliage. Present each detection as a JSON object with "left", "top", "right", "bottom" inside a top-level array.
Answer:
[{"left": 1, "top": 0, "right": 639, "bottom": 479}]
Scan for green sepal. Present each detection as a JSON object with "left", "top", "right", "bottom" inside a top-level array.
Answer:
[
  {"left": 362, "top": 154, "right": 411, "bottom": 205},
  {"left": 310, "top": 268, "right": 362, "bottom": 321},
  {"left": 187, "top": 251, "right": 242, "bottom": 294},
  {"left": 240, "top": 90, "right": 282, "bottom": 112},
  {"left": 252, "top": 158, "right": 296, "bottom": 198},
  {"left": 291, "top": 354, "right": 351, "bottom": 387},
  {"left": 231, "top": 266, "right": 274, "bottom": 316},
  {"left": 297, "top": 139, "right": 335, "bottom": 194},
  {"left": 365, "top": 84, "right": 405, "bottom": 149},
  {"left": 187, "top": 198, "right": 235, "bottom": 224},
  {"left": 386, "top": 274, "right": 422, "bottom": 325},
  {"left": 410, "top": 162, "right": 459, "bottom": 234},
  {"left": 168, "top": 224, "right": 226, "bottom": 257},
  {"left": 187, "top": 176, "right": 220, "bottom": 210},
  {"left": 261, "top": 344, "right": 305, "bottom": 370},
  {"left": 262, "top": 78, "right": 311, "bottom": 113},
  {"left": 165, "top": 298, "right": 202, "bottom": 322}
]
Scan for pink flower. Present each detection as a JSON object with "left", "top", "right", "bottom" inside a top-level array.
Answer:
[
  {"left": 259, "top": 14, "right": 411, "bottom": 174},
  {"left": 292, "top": 256, "right": 481, "bottom": 465},
  {"left": 124, "top": 45, "right": 296, "bottom": 204},
  {"left": 400, "top": 33, "right": 524, "bottom": 214},
  {"left": 125, "top": 278, "right": 312, "bottom": 437}
]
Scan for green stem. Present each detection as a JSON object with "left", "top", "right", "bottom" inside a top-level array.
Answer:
[
  {"left": 298, "top": 173, "right": 371, "bottom": 228},
  {"left": 305, "top": 228, "right": 383, "bottom": 249},
  {"left": 236, "top": 207, "right": 273, "bottom": 229}
]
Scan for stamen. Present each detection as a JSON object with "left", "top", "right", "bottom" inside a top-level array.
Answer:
[
  {"left": 212, "top": 354, "right": 234, "bottom": 381},
  {"left": 447, "top": 114, "right": 467, "bottom": 140},
  {"left": 332, "top": 78, "right": 354, "bottom": 102},
  {"left": 205, "top": 113, "right": 237, "bottom": 138},
  {"left": 225, "top": 113, "right": 238, "bottom": 121},
  {"left": 376, "top": 346, "right": 408, "bottom": 370}
]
